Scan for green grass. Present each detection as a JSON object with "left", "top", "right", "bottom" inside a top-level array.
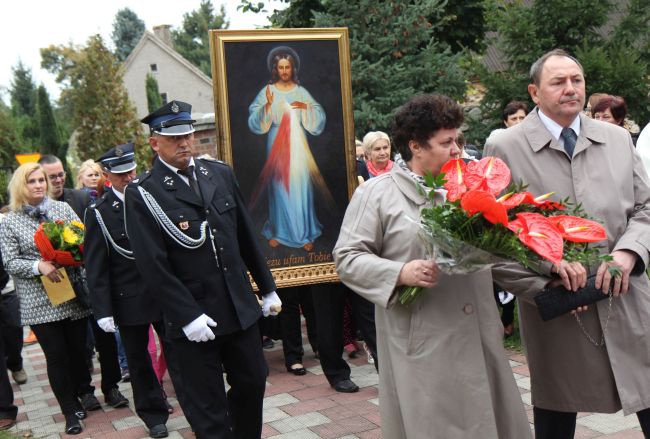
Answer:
[{"left": 0, "top": 431, "right": 21, "bottom": 439}]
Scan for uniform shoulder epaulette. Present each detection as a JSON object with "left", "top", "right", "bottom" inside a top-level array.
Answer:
[
  {"left": 198, "top": 157, "right": 228, "bottom": 167},
  {"left": 130, "top": 170, "right": 151, "bottom": 185},
  {"left": 90, "top": 193, "right": 109, "bottom": 209}
]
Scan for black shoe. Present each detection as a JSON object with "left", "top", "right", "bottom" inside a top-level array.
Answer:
[
  {"left": 65, "top": 415, "right": 83, "bottom": 435},
  {"left": 74, "top": 409, "right": 87, "bottom": 420},
  {"left": 262, "top": 337, "right": 274, "bottom": 349},
  {"left": 104, "top": 388, "right": 129, "bottom": 408},
  {"left": 149, "top": 424, "right": 168, "bottom": 438},
  {"left": 332, "top": 379, "right": 359, "bottom": 393},
  {"left": 286, "top": 364, "right": 307, "bottom": 376},
  {"left": 79, "top": 393, "right": 101, "bottom": 411}
]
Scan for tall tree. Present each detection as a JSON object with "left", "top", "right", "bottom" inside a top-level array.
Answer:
[
  {"left": 41, "top": 35, "right": 146, "bottom": 162},
  {"left": 36, "top": 85, "right": 60, "bottom": 155},
  {"left": 145, "top": 74, "right": 163, "bottom": 112},
  {"left": 112, "top": 8, "right": 146, "bottom": 62},
  {"left": 172, "top": 1, "right": 229, "bottom": 76},
  {"left": 0, "top": 104, "right": 25, "bottom": 169},
  {"left": 9, "top": 61, "right": 40, "bottom": 146},
  {"left": 314, "top": 0, "right": 466, "bottom": 137},
  {"left": 9, "top": 61, "right": 37, "bottom": 117},
  {"left": 469, "top": 0, "right": 650, "bottom": 145}
]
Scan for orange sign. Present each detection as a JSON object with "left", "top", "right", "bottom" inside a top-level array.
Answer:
[{"left": 15, "top": 153, "right": 42, "bottom": 164}]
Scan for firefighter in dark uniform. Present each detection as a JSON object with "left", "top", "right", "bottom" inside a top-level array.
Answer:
[
  {"left": 124, "top": 101, "right": 281, "bottom": 439},
  {"left": 84, "top": 144, "right": 172, "bottom": 438}
]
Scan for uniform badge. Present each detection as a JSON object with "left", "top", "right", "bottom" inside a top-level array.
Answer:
[
  {"left": 179, "top": 221, "right": 190, "bottom": 230},
  {"left": 164, "top": 176, "right": 174, "bottom": 186},
  {"left": 171, "top": 102, "right": 179, "bottom": 113},
  {"left": 199, "top": 166, "right": 208, "bottom": 176},
  {"left": 112, "top": 201, "right": 120, "bottom": 208}
]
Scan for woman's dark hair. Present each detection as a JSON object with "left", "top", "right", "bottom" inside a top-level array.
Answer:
[
  {"left": 391, "top": 94, "right": 464, "bottom": 162},
  {"left": 591, "top": 95, "right": 627, "bottom": 126},
  {"left": 502, "top": 100, "right": 528, "bottom": 122}
]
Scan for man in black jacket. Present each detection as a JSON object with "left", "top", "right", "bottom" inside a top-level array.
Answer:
[
  {"left": 84, "top": 144, "right": 171, "bottom": 438},
  {"left": 37, "top": 155, "right": 128, "bottom": 411},
  {"left": 0, "top": 239, "right": 18, "bottom": 430},
  {"left": 125, "top": 101, "right": 282, "bottom": 439}
]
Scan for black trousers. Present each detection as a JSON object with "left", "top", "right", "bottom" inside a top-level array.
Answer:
[
  {"left": 119, "top": 321, "right": 169, "bottom": 428},
  {"left": 0, "top": 292, "right": 23, "bottom": 372},
  {"left": 90, "top": 317, "right": 122, "bottom": 395},
  {"left": 534, "top": 406, "right": 650, "bottom": 438},
  {"left": 278, "top": 285, "right": 318, "bottom": 367},
  {"left": 310, "top": 282, "right": 378, "bottom": 385},
  {"left": 171, "top": 322, "right": 267, "bottom": 439},
  {"left": 31, "top": 317, "right": 93, "bottom": 416},
  {"left": 0, "top": 297, "right": 17, "bottom": 421}
]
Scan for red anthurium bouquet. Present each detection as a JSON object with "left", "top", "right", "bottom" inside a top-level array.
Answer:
[{"left": 399, "top": 157, "right": 609, "bottom": 306}]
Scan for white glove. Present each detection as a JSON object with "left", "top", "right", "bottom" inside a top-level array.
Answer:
[
  {"left": 182, "top": 314, "right": 217, "bottom": 342},
  {"left": 262, "top": 291, "right": 282, "bottom": 317},
  {"left": 97, "top": 317, "right": 116, "bottom": 333}
]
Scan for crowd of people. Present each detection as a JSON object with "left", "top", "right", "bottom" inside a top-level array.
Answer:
[{"left": 0, "top": 47, "right": 649, "bottom": 439}]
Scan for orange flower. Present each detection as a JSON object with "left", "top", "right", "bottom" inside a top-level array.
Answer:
[
  {"left": 550, "top": 215, "right": 607, "bottom": 243},
  {"left": 507, "top": 212, "right": 564, "bottom": 264},
  {"left": 441, "top": 159, "right": 467, "bottom": 202},
  {"left": 464, "top": 157, "right": 511, "bottom": 196},
  {"left": 460, "top": 190, "right": 508, "bottom": 225}
]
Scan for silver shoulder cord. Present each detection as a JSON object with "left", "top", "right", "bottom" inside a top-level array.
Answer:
[
  {"left": 135, "top": 187, "right": 220, "bottom": 268},
  {"left": 93, "top": 208, "right": 135, "bottom": 260}
]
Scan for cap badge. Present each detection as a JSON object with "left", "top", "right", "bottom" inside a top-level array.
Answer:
[
  {"left": 115, "top": 146, "right": 124, "bottom": 157},
  {"left": 179, "top": 221, "right": 190, "bottom": 230},
  {"left": 171, "top": 102, "right": 180, "bottom": 113}
]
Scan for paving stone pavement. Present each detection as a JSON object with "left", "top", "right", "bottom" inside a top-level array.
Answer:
[{"left": 7, "top": 340, "right": 644, "bottom": 438}]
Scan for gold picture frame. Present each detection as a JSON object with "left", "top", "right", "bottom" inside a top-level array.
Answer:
[{"left": 209, "top": 28, "right": 357, "bottom": 288}]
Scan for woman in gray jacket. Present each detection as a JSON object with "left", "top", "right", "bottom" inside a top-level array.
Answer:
[{"left": 0, "top": 163, "right": 93, "bottom": 435}]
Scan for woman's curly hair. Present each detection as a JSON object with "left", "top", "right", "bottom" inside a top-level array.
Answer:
[{"left": 391, "top": 94, "right": 464, "bottom": 162}]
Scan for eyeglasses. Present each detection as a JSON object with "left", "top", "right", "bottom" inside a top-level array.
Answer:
[{"left": 48, "top": 172, "right": 66, "bottom": 181}]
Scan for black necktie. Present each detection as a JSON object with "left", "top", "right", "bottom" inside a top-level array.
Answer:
[
  {"left": 178, "top": 166, "right": 202, "bottom": 201},
  {"left": 561, "top": 127, "right": 577, "bottom": 158}
]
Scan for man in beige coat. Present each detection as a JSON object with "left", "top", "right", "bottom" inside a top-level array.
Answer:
[{"left": 486, "top": 49, "right": 650, "bottom": 438}]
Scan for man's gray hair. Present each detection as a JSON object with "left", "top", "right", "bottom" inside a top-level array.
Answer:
[{"left": 529, "top": 49, "right": 584, "bottom": 85}]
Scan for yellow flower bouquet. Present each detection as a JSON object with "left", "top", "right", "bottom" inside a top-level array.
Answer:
[{"left": 34, "top": 219, "right": 85, "bottom": 266}]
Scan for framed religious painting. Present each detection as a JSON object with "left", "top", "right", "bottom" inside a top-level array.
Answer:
[{"left": 209, "top": 28, "right": 357, "bottom": 288}]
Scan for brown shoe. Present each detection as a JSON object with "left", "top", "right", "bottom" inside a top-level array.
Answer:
[
  {"left": 0, "top": 418, "right": 15, "bottom": 430},
  {"left": 11, "top": 369, "right": 27, "bottom": 385},
  {"left": 23, "top": 330, "right": 37, "bottom": 345}
]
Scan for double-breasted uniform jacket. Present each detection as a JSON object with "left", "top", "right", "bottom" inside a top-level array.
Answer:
[
  {"left": 84, "top": 189, "right": 162, "bottom": 326},
  {"left": 0, "top": 200, "right": 90, "bottom": 325},
  {"left": 486, "top": 109, "right": 650, "bottom": 415},
  {"left": 124, "top": 158, "right": 276, "bottom": 338}
]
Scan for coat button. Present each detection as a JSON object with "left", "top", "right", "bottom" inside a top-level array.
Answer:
[
  {"left": 205, "top": 209, "right": 210, "bottom": 214},
  {"left": 212, "top": 228, "right": 217, "bottom": 233},
  {"left": 223, "top": 266, "right": 228, "bottom": 272},
  {"left": 219, "top": 247, "right": 224, "bottom": 251},
  {"left": 463, "top": 304, "right": 473, "bottom": 315}
]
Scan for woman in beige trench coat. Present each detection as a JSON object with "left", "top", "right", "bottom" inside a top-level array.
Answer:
[{"left": 333, "top": 94, "right": 531, "bottom": 439}]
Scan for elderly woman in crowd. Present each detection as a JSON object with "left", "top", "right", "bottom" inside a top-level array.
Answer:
[
  {"left": 362, "top": 131, "right": 393, "bottom": 177},
  {"left": 0, "top": 163, "right": 94, "bottom": 435},
  {"left": 591, "top": 95, "right": 627, "bottom": 127},
  {"left": 333, "top": 94, "right": 530, "bottom": 438}
]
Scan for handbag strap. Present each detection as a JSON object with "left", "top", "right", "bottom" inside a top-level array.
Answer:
[{"left": 574, "top": 292, "right": 614, "bottom": 347}]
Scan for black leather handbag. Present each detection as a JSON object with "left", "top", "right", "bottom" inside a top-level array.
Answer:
[
  {"left": 534, "top": 275, "right": 609, "bottom": 321},
  {"left": 69, "top": 269, "right": 92, "bottom": 310}
]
